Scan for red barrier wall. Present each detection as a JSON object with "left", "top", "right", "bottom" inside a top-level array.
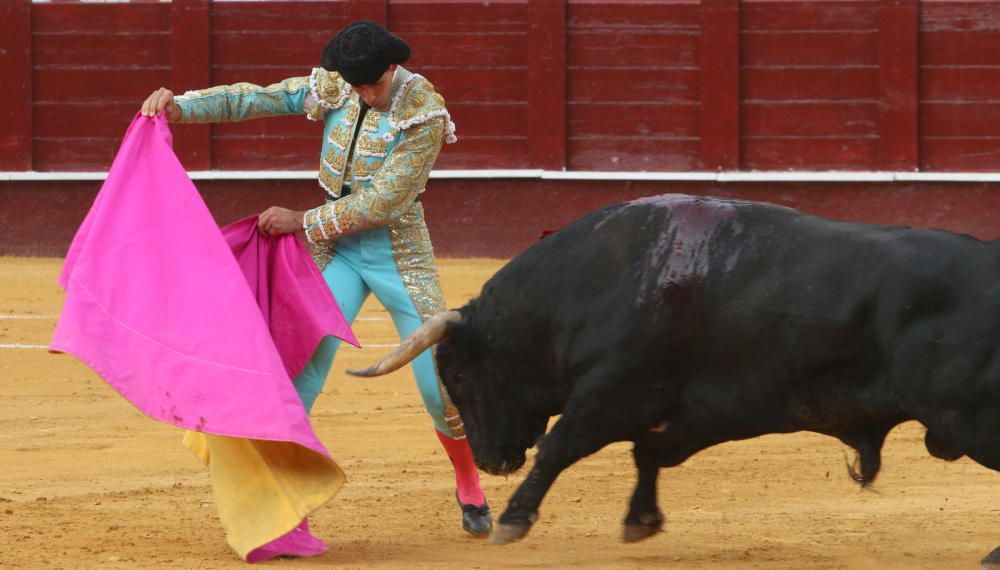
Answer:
[
  {"left": 1, "top": 1, "right": 999, "bottom": 259},
  {"left": 3, "top": 178, "right": 999, "bottom": 258},
  {"left": 3, "top": 0, "right": 999, "bottom": 173}
]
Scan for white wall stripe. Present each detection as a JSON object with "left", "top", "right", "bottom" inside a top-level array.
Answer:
[
  {"left": 4, "top": 170, "right": 1000, "bottom": 183},
  {"left": 894, "top": 172, "right": 1000, "bottom": 182},
  {"left": 715, "top": 172, "right": 894, "bottom": 183},
  {"left": 543, "top": 171, "right": 716, "bottom": 181}
]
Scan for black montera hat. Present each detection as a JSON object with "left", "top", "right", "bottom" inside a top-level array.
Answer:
[{"left": 321, "top": 20, "right": 410, "bottom": 86}]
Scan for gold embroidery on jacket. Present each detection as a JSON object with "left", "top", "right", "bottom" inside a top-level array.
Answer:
[
  {"left": 357, "top": 134, "right": 389, "bottom": 155},
  {"left": 322, "top": 146, "right": 348, "bottom": 174},
  {"left": 351, "top": 158, "right": 384, "bottom": 180},
  {"left": 328, "top": 124, "right": 352, "bottom": 150},
  {"left": 392, "top": 77, "right": 447, "bottom": 128},
  {"left": 351, "top": 158, "right": 372, "bottom": 180},
  {"left": 318, "top": 163, "right": 341, "bottom": 198},
  {"left": 362, "top": 110, "right": 383, "bottom": 132},
  {"left": 408, "top": 91, "right": 430, "bottom": 110},
  {"left": 342, "top": 104, "right": 360, "bottom": 126},
  {"left": 308, "top": 240, "right": 336, "bottom": 270},
  {"left": 327, "top": 116, "right": 444, "bottom": 235}
]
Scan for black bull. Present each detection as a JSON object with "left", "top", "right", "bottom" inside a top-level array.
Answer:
[{"left": 351, "top": 194, "right": 999, "bottom": 565}]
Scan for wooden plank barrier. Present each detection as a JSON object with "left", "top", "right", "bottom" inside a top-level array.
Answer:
[{"left": 11, "top": 0, "right": 1000, "bottom": 173}]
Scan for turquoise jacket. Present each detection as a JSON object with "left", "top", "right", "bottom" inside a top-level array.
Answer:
[{"left": 175, "top": 66, "right": 456, "bottom": 263}]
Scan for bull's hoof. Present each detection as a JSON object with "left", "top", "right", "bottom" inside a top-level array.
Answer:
[
  {"left": 491, "top": 513, "right": 537, "bottom": 545},
  {"left": 981, "top": 545, "right": 1000, "bottom": 569},
  {"left": 491, "top": 522, "right": 531, "bottom": 545},
  {"left": 623, "top": 512, "right": 664, "bottom": 543}
]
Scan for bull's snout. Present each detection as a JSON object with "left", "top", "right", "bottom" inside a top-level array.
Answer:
[{"left": 478, "top": 450, "right": 526, "bottom": 476}]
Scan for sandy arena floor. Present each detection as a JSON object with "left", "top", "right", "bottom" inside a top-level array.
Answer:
[{"left": 0, "top": 256, "right": 996, "bottom": 569}]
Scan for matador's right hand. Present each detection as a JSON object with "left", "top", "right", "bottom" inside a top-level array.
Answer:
[{"left": 140, "top": 88, "right": 182, "bottom": 122}]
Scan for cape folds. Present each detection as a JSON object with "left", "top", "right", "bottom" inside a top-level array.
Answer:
[{"left": 51, "top": 113, "right": 358, "bottom": 561}]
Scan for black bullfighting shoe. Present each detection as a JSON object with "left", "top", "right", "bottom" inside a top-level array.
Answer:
[{"left": 456, "top": 493, "right": 492, "bottom": 538}]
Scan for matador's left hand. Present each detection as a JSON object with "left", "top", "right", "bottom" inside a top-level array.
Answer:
[{"left": 258, "top": 206, "right": 305, "bottom": 236}]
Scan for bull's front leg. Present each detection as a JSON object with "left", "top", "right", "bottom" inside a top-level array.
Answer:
[
  {"left": 492, "top": 409, "right": 614, "bottom": 545},
  {"left": 623, "top": 441, "right": 663, "bottom": 542}
]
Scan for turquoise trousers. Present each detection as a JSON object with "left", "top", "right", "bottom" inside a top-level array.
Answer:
[{"left": 292, "top": 227, "right": 454, "bottom": 436}]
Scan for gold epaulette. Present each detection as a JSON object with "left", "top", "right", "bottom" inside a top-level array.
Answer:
[
  {"left": 309, "top": 68, "right": 351, "bottom": 112},
  {"left": 388, "top": 74, "right": 457, "bottom": 144}
]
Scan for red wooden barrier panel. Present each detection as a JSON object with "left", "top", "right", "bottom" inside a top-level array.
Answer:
[
  {"left": 920, "top": 0, "right": 1000, "bottom": 170},
  {"left": 393, "top": 0, "right": 531, "bottom": 169},
  {"left": 12, "top": 0, "right": 1000, "bottom": 172},
  {"left": 567, "top": 0, "right": 702, "bottom": 171},
  {"left": 877, "top": 0, "right": 918, "bottom": 170},
  {"left": 5, "top": 177, "right": 1000, "bottom": 258},
  {"left": 31, "top": 1, "right": 172, "bottom": 170},
  {"left": 701, "top": 0, "right": 740, "bottom": 170},
  {"left": 741, "top": 0, "right": 880, "bottom": 170},
  {"left": 172, "top": 0, "right": 211, "bottom": 170},
  {"left": 527, "top": 0, "right": 567, "bottom": 170},
  {"left": 0, "top": 0, "right": 32, "bottom": 171}
]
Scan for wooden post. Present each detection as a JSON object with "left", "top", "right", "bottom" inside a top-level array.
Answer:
[
  {"left": 0, "top": 0, "right": 32, "bottom": 171},
  {"left": 347, "top": 0, "right": 388, "bottom": 25},
  {"left": 526, "top": 0, "right": 567, "bottom": 170},
  {"left": 171, "top": 0, "right": 211, "bottom": 170},
  {"left": 877, "top": 0, "right": 919, "bottom": 171},
  {"left": 699, "top": 0, "right": 740, "bottom": 171}
]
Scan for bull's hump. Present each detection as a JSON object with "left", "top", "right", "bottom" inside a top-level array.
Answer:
[
  {"left": 624, "top": 194, "right": 748, "bottom": 242},
  {"left": 628, "top": 195, "right": 756, "bottom": 306},
  {"left": 626, "top": 193, "right": 794, "bottom": 217}
]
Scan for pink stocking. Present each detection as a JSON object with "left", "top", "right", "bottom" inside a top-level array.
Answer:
[{"left": 435, "top": 430, "right": 486, "bottom": 506}]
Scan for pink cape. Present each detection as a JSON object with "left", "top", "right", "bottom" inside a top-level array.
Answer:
[
  {"left": 51, "top": 113, "right": 357, "bottom": 561},
  {"left": 222, "top": 214, "right": 359, "bottom": 379}
]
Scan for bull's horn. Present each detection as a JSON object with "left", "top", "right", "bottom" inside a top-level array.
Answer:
[{"left": 347, "top": 310, "right": 462, "bottom": 377}]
